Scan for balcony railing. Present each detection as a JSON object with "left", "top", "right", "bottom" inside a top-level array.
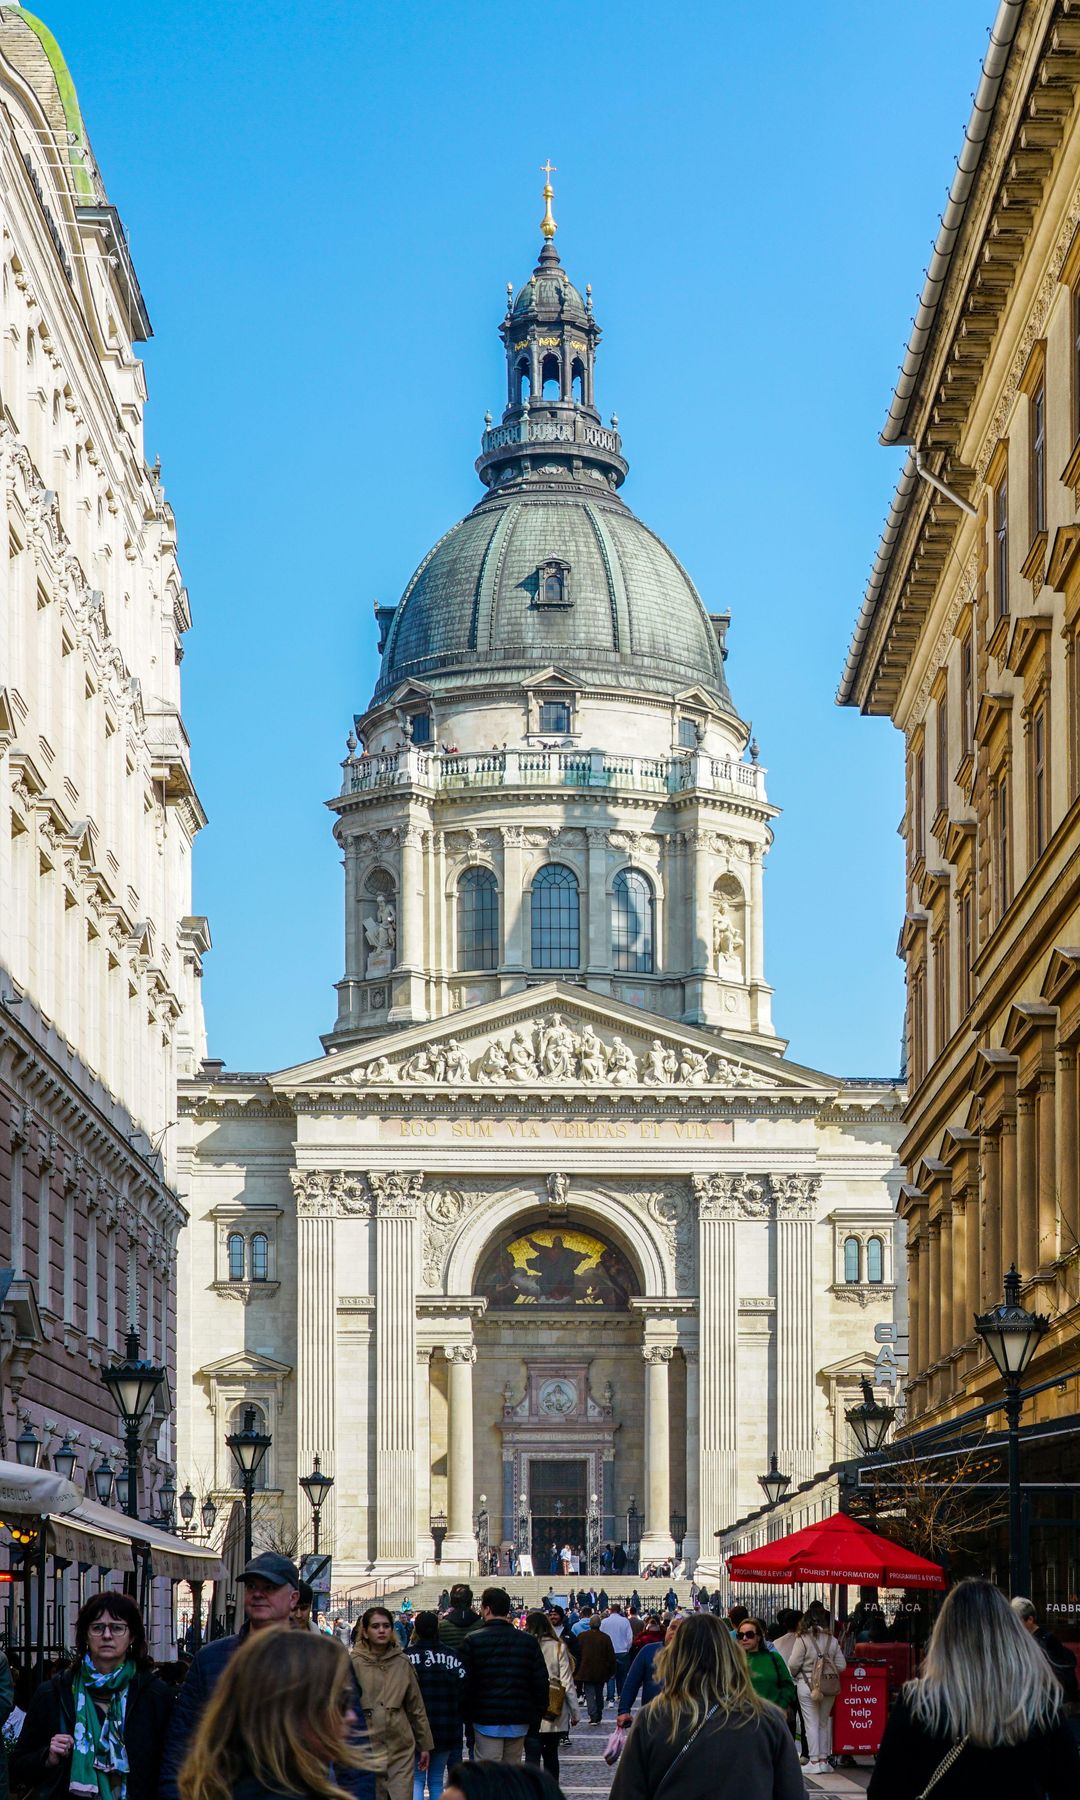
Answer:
[{"left": 340, "top": 746, "right": 767, "bottom": 802}]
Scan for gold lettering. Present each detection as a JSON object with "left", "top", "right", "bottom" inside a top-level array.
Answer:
[{"left": 451, "top": 1120, "right": 492, "bottom": 1139}]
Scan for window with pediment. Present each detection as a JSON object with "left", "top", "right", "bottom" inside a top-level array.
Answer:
[{"left": 536, "top": 560, "right": 572, "bottom": 608}]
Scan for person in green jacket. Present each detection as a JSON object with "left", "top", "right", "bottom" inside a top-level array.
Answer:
[{"left": 735, "top": 1619, "right": 797, "bottom": 1717}]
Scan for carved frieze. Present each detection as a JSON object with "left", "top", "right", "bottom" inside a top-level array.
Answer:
[
  {"left": 369, "top": 1170, "right": 424, "bottom": 1218},
  {"left": 692, "top": 1172, "right": 818, "bottom": 1221}
]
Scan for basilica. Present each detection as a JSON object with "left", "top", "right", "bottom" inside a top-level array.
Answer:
[{"left": 176, "top": 183, "right": 904, "bottom": 1583}]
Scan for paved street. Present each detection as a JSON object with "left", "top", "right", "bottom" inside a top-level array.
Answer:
[{"left": 555, "top": 1695, "right": 873, "bottom": 1798}]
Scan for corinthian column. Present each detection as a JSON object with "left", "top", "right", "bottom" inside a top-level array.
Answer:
[
  {"left": 682, "top": 1349, "right": 700, "bottom": 1567},
  {"left": 692, "top": 1175, "right": 739, "bottom": 1563},
  {"left": 443, "top": 1342, "right": 478, "bottom": 1569},
  {"left": 290, "top": 1171, "right": 339, "bottom": 1556},
  {"left": 774, "top": 1174, "right": 818, "bottom": 1488},
  {"left": 639, "top": 1344, "right": 674, "bottom": 1561},
  {"left": 371, "top": 1172, "right": 422, "bottom": 1563}
]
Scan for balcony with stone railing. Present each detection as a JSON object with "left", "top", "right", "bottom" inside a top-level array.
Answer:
[
  {"left": 338, "top": 745, "right": 768, "bottom": 803},
  {"left": 479, "top": 415, "right": 623, "bottom": 458}
]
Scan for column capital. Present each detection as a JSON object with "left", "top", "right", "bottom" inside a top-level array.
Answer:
[
  {"left": 369, "top": 1171, "right": 424, "bottom": 1218},
  {"left": 447, "top": 1343, "right": 477, "bottom": 1364},
  {"left": 643, "top": 1344, "right": 673, "bottom": 1364}
]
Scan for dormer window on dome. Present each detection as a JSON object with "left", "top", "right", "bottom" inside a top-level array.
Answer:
[{"left": 537, "top": 559, "right": 571, "bottom": 608}]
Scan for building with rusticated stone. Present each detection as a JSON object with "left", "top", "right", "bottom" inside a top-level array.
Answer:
[{"left": 178, "top": 186, "right": 903, "bottom": 1583}]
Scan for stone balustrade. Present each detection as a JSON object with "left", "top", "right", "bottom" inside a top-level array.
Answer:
[{"left": 340, "top": 746, "right": 768, "bottom": 802}]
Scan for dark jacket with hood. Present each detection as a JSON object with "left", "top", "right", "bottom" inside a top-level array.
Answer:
[
  {"left": 437, "top": 1608, "right": 481, "bottom": 1657},
  {"left": 458, "top": 1620, "right": 548, "bottom": 1732},
  {"left": 13, "top": 1664, "right": 173, "bottom": 1800},
  {"left": 403, "top": 1646, "right": 466, "bottom": 1751}
]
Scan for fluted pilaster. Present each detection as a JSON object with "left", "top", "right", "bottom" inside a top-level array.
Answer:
[
  {"left": 775, "top": 1178, "right": 815, "bottom": 1486},
  {"left": 372, "top": 1172, "right": 421, "bottom": 1562}
]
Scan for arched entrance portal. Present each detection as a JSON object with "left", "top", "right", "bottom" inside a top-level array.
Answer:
[{"left": 473, "top": 1219, "right": 654, "bottom": 1572}]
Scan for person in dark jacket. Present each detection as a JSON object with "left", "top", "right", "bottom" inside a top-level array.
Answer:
[
  {"left": 869, "top": 1581, "right": 1080, "bottom": 1800},
  {"left": 573, "top": 1620, "right": 615, "bottom": 1725},
  {"left": 1011, "top": 1597, "right": 1080, "bottom": 1714},
  {"left": 437, "top": 1590, "right": 481, "bottom": 1660},
  {"left": 12, "top": 1593, "right": 172, "bottom": 1800},
  {"left": 177, "top": 1627, "right": 368, "bottom": 1800},
  {"left": 157, "top": 1552, "right": 299, "bottom": 1800},
  {"left": 404, "top": 1615, "right": 464, "bottom": 1800},
  {"left": 457, "top": 1590, "right": 547, "bottom": 1764},
  {"left": 0, "top": 1647, "right": 15, "bottom": 1800},
  {"left": 616, "top": 1616, "right": 685, "bottom": 1725}
]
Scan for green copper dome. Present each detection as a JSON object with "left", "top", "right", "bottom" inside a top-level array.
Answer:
[
  {"left": 512, "top": 266, "right": 588, "bottom": 326},
  {"left": 375, "top": 488, "right": 734, "bottom": 710}
]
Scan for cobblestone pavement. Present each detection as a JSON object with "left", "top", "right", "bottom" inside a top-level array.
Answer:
[{"left": 554, "top": 1694, "right": 873, "bottom": 1798}]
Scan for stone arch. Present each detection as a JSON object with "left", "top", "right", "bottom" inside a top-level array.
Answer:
[
  {"left": 712, "top": 872, "right": 745, "bottom": 978},
  {"left": 443, "top": 1181, "right": 669, "bottom": 1299}
]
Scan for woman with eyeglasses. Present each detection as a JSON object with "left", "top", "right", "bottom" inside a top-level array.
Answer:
[
  {"left": 11, "top": 1593, "right": 173, "bottom": 1800},
  {"left": 351, "top": 1609, "right": 432, "bottom": 1800},
  {"left": 733, "top": 1621, "right": 797, "bottom": 1720}
]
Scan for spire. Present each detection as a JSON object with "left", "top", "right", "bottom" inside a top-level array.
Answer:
[{"left": 540, "top": 160, "right": 557, "bottom": 242}]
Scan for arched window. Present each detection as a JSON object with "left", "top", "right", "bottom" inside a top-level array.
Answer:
[
  {"left": 612, "top": 869, "right": 655, "bottom": 973},
  {"left": 517, "top": 360, "right": 531, "bottom": 404},
  {"left": 544, "top": 568, "right": 565, "bottom": 604},
  {"left": 251, "top": 1234, "right": 269, "bottom": 1282},
  {"left": 457, "top": 867, "right": 499, "bottom": 970},
  {"left": 227, "top": 1403, "right": 269, "bottom": 1490},
  {"left": 866, "top": 1237, "right": 884, "bottom": 1284},
  {"left": 531, "top": 864, "right": 580, "bottom": 970},
  {"left": 541, "top": 353, "right": 560, "bottom": 400},
  {"left": 571, "top": 358, "right": 585, "bottom": 403},
  {"left": 227, "top": 1233, "right": 245, "bottom": 1281},
  {"left": 843, "top": 1236, "right": 860, "bottom": 1284}
]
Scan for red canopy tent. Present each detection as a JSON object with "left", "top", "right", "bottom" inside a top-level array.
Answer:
[{"left": 725, "top": 1512, "right": 947, "bottom": 1590}]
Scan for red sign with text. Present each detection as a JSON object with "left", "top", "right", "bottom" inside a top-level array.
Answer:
[{"left": 832, "top": 1660, "right": 889, "bottom": 1756}]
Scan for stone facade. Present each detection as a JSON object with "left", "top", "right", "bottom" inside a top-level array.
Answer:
[
  {"left": 0, "top": 14, "right": 203, "bottom": 1496},
  {"left": 178, "top": 200, "right": 903, "bottom": 1580},
  {"left": 840, "top": 2, "right": 1080, "bottom": 1441}
]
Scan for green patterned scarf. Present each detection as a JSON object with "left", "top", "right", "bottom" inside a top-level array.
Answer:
[{"left": 70, "top": 1657, "right": 136, "bottom": 1800}]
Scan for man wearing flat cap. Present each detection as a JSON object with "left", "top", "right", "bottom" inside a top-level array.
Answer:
[{"left": 158, "top": 1553, "right": 300, "bottom": 1800}]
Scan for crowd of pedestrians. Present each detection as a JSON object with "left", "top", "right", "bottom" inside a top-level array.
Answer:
[{"left": 4, "top": 1565, "right": 1080, "bottom": 1800}]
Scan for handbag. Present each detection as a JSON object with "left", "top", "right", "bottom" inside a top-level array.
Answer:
[
  {"left": 544, "top": 1677, "right": 566, "bottom": 1721},
  {"left": 914, "top": 1736, "right": 969, "bottom": 1799},
  {"left": 602, "top": 1723, "right": 628, "bottom": 1766}
]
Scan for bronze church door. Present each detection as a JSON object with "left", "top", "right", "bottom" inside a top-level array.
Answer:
[{"left": 530, "top": 1458, "right": 588, "bottom": 1575}]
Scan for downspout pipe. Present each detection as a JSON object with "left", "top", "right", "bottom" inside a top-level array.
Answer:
[
  {"left": 880, "top": 0, "right": 1025, "bottom": 446},
  {"left": 913, "top": 449, "right": 977, "bottom": 518}
]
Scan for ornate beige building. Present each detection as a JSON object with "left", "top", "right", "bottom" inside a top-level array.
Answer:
[
  {"left": 178, "top": 195, "right": 903, "bottom": 1582},
  {"left": 0, "top": 7, "right": 204, "bottom": 1498}
]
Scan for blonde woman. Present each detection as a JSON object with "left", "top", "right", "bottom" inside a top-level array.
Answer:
[
  {"left": 178, "top": 1627, "right": 367, "bottom": 1800},
  {"left": 786, "top": 1602, "right": 844, "bottom": 1776},
  {"left": 608, "top": 1612, "right": 803, "bottom": 1800},
  {"left": 868, "top": 1580, "right": 1080, "bottom": 1799}
]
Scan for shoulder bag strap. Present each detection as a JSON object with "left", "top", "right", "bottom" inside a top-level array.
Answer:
[
  {"left": 652, "top": 1705, "right": 719, "bottom": 1800},
  {"left": 915, "top": 1736, "right": 969, "bottom": 1800}
]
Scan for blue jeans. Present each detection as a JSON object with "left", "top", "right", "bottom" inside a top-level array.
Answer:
[
  {"left": 607, "top": 1652, "right": 630, "bottom": 1702},
  {"left": 414, "top": 1750, "right": 452, "bottom": 1800}
]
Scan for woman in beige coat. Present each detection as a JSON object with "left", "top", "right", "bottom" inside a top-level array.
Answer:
[
  {"left": 351, "top": 1608, "right": 433, "bottom": 1800},
  {"left": 522, "top": 1611, "right": 579, "bottom": 1782}
]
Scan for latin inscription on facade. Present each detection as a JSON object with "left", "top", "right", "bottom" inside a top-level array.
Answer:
[{"left": 386, "top": 1114, "right": 735, "bottom": 1144}]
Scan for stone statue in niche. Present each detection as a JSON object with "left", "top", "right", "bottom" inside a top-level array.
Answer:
[
  {"left": 713, "top": 892, "right": 744, "bottom": 975},
  {"left": 363, "top": 894, "right": 396, "bottom": 975}
]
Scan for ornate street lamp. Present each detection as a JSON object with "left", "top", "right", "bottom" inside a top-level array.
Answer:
[
  {"left": 101, "top": 1327, "right": 165, "bottom": 1520},
  {"left": 52, "top": 1433, "right": 78, "bottom": 1484},
  {"left": 845, "top": 1377, "right": 896, "bottom": 1458},
  {"left": 115, "top": 1466, "right": 132, "bottom": 1513},
  {"left": 200, "top": 1494, "right": 218, "bottom": 1537},
  {"left": 757, "top": 1452, "right": 791, "bottom": 1509},
  {"left": 225, "top": 1407, "right": 272, "bottom": 1565},
  {"left": 299, "top": 1454, "right": 335, "bottom": 1558},
  {"left": 670, "top": 1508, "right": 687, "bottom": 1561},
  {"left": 976, "top": 1265, "right": 1048, "bottom": 1594},
  {"left": 625, "top": 1494, "right": 642, "bottom": 1573},
  {"left": 474, "top": 1493, "right": 490, "bottom": 1569},
  {"left": 178, "top": 1485, "right": 196, "bottom": 1533},
  {"left": 159, "top": 1471, "right": 177, "bottom": 1528},
  {"left": 14, "top": 1415, "right": 40, "bottom": 1469},
  {"left": 92, "top": 1455, "right": 115, "bottom": 1507},
  {"left": 430, "top": 1510, "right": 448, "bottom": 1565}
]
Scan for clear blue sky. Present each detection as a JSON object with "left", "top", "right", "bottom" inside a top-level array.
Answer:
[{"left": 41, "top": 0, "right": 993, "bottom": 1077}]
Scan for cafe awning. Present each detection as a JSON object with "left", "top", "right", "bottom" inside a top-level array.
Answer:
[{"left": 0, "top": 1459, "right": 225, "bottom": 1581}]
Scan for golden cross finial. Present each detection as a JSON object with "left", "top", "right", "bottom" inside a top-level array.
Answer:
[{"left": 540, "top": 160, "right": 557, "bottom": 241}]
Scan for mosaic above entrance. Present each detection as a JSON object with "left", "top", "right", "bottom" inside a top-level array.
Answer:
[{"left": 478, "top": 1226, "right": 637, "bottom": 1309}]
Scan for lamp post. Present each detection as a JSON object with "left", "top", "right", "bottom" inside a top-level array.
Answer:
[
  {"left": 14, "top": 1415, "right": 40, "bottom": 1469},
  {"left": 625, "top": 1495, "right": 642, "bottom": 1574},
  {"left": 178, "top": 1485, "right": 196, "bottom": 1535},
  {"left": 200, "top": 1494, "right": 218, "bottom": 1538},
  {"left": 158, "top": 1471, "right": 177, "bottom": 1530},
  {"left": 474, "top": 1494, "right": 489, "bottom": 1571},
  {"left": 92, "top": 1456, "right": 115, "bottom": 1506},
  {"left": 101, "top": 1328, "right": 165, "bottom": 1520},
  {"left": 670, "top": 1509, "right": 687, "bottom": 1562},
  {"left": 225, "top": 1406, "right": 272, "bottom": 1565},
  {"left": 429, "top": 1511, "right": 448, "bottom": 1565},
  {"left": 757, "top": 1452, "right": 791, "bottom": 1510},
  {"left": 299, "top": 1454, "right": 335, "bottom": 1558},
  {"left": 52, "top": 1434, "right": 78, "bottom": 1484},
  {"left": 975, "top": 1265, "right": 1048, "bottom": 1595},
  {"left": 845, "top": 1377, "right": 896, "bottom": 1458}
]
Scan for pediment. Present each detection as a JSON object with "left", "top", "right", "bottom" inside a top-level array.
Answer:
[
  {"left": 273, "top": 982, "right": 835, "bottom": 1099},
  {"left": 674, "top": 685, "right": 722, "bottom": 716},
  {"left": 521, "top": 667, "right": 577, "bottom": 691},
  {"left": 196, "top": 1350, "right": 292, "bottom": 1381}
]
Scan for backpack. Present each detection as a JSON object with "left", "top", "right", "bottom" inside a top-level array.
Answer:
[{"left": 809, "top": 1638, "right": 841, "bottom": 1702}]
